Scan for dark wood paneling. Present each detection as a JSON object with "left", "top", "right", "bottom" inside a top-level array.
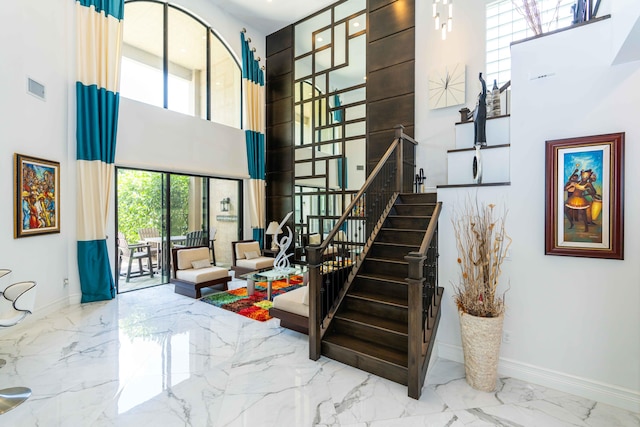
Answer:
[
  {"left": 368, "top": 60, "right": 414, "bottom": 102},
  {"left": 266, "top": 171, "right": 294, "bottom": 198},
  {"left": 266, "top": 26, "right": 293, "bottom": 57},
  {"left": 266, "top": 48, "right": 292, "bottom": 79},
  {"left": 369, "top": 0, "right": 397, "bottom": 12},
  {"left": 369, "top": 0, "right": 415, "bottom": 43},
  {"left": 266, "top": 195, "right": 293, "bottom": 227},
  {"left": 367, "top": 126, "right": 414, "bottom": 161},
  {"left": 267, "top": 73, "right": 292, "bottom": 102},
  {"left": 368, "top": 93, "right": 414, "bottom": 133},
  {"left": 267, "top": 97, "right": 293, "bottom": 126},
  {"left": 368, "top": 29, "right": 415, "bottom": 73},
  {"left": 267, "top": 122, "right": 293, "bottom": 149},
  {"left": 266, "top": 146, "right": 292, "bottom": 175}
]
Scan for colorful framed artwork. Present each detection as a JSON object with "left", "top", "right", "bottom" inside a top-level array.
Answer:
[
  {"left": 14, "top": 154, "right": 60, "bottom": 238},
  {"left": 545, "top": 133, "right": 624, "bottom": 259}
]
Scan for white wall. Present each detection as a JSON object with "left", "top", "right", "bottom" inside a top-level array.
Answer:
[
  {"left": 0, "top": 0, "right": 76, "bottom": 317},
  {"left": 435, "top": 17, "right": 640, "bottom": 412},
  {"left": 415, "top": 0, "right": 487, "bottom": 190},
  {"left": 0, "top": 0, "right": 265, "bottom": 321}
]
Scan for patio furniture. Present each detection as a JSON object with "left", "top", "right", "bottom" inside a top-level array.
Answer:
[
  {"left": 117, "top": 232, "right": 154, "bottom": 282},
  {"left": 138, "top": 227, "right": 161, "bottom": 268}
]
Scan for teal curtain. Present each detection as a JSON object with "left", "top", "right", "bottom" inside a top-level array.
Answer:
[
  {"left": 76, "top": 0, "right": 124, "bottom": 302},
  {"left": 241, "top": 32, "right": 266, "bottom": 248}
]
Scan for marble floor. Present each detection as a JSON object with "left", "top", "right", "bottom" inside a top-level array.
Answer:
[{"left": 1, "top": 284, "right": 638, "bottom": 427}]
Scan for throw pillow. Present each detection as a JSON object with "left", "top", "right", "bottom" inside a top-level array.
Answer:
[
  {"left": 309, "top": 234, "right": 321, "bottom": 245},
  {"left": 191, "top": 259, "right": 211, "bottom": 269},
  {"left": 245, "top": 250, "right": 260, "bottom": 260}
]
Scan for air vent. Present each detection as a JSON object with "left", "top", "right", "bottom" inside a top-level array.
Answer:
[
  {"left": 27, "top": 77, "right": 45, "bottom": 100},
  {"left": 356, "top": 165, "right": 364, "bottom": 171}
]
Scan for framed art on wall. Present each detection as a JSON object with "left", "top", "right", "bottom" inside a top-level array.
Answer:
[
  {"left": 545, "top": 133, "right": 624, "bottom": 259},
  {"left": 14, "top": 153, "right": 60, "bottom": 238}
]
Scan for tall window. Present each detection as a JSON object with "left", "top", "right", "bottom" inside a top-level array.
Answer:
[
  {"left": 121, "top": 1, "right": 241, "bottom": 128},
  {"left": 486, "top": 0, "right": 574, "bottom": 86}
]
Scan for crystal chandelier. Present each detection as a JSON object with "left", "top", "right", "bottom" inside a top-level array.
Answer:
[{"left": 432, "top": 0, "right": 453, "bottom": 40}]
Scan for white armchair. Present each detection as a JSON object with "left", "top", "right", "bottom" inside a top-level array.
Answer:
[
  {"left": 0, "top": 279, "right": 36, "bottom": 414},
  {"left": 0, "top": 281, "right": 36, "bottom": 327},
  {"left": 0, "top": 269, "right": 12, "bottom": 294}
]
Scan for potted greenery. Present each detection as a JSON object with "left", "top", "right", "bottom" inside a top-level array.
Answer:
[{"left": 452, "top": 199, "right": 511, "bottom": 391}]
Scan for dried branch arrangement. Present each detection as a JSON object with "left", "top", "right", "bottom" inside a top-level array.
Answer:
[
  {"left": 452, "top": 199, "right": 512, "bottom": 318},
  {"left": 512, "top": 0, "right": 563, "bottom": 35}
]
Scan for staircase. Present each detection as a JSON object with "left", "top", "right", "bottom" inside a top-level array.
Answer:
[{"left": 320, "top": 192, "right": 444, "bottom": 395}]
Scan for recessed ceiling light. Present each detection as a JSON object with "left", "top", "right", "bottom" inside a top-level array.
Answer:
[
  {"left": 353, "top": 22, "right": 360, "bottom": 27},
  {"left": 215, "top": 81, "right": 221, "bottom": 86},
  {"left": 317, "top": 37, "right": 323, "bottom": 42},
  {"left": 180, "top": 48, "right": 187, "bottom": 53}
]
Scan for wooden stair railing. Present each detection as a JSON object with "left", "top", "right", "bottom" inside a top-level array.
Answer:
[
  {"left": 308, "top": 125, "right": 417, "bottom": 360},
  {"left": 306, "top": 125, "right": 445, "bottom": 399},
  {"left": 406, "top": 202, "right": 443, "bottom": 398}
]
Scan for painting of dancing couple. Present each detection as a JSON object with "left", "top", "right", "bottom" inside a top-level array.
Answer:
[
  {"left": 14, "top": 153, "right": 60, "bottom": 238},
  {"left": 545, "top": 133, "right": 624, "bottom": 260}
]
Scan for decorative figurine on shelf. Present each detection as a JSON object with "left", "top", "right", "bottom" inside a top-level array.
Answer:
[
  {"left": 472, "top": 73, "right": 487, "bottom": 184},
  {"left": 273, "top": 211, "right": 294, "bottom": 273},
  {"left": 473, "top": 73, "right": 487, "bottom": 147},
  {"left": 414, "top": 168, "right": 426, "bottom": 193},
  {"left": 491, "top": 79, "right": 501, "bottom": 117}
]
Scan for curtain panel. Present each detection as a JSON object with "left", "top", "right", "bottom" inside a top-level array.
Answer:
[
  {"left": 241, "top": 33, "right": 266, "bottom": 248},
  {"left": 76, "top": 0, "right": 124, "bottom": 302}
]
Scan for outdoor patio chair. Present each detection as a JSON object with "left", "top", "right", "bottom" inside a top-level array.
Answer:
[
  {"left": 138, "top": 227, "right": 161, "bottom": 268},
  {"left": 117, "top": 232, "right": 154, "bottom": 282}
]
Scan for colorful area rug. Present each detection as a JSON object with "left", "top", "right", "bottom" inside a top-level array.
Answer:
[{"left": 200, "top": 276, "right": 304, "bottom": 322}]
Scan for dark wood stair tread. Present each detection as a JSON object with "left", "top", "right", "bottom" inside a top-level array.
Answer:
[
  {"left": 349, "top": 289, "right": 408, "bottom": 308},
  {"left": 379, "top": 227, "right": 427, "bottom": 233},
  {"left": 366, "top": 257, "right": 408, "bottom": 265},
  {"left": 323, "top": 333, "right": 408, "bottom": 368},
  {"left": 336, "top": 309, "right": 408, "bottom": 335},
  {"left": 357, "top": 273, "right": 407, "bottom": 285}
]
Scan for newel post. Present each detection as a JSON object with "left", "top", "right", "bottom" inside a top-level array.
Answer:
[
  {"left": 405, "top": 251, "right": 426, "bottom": 399},
  {"left": 308, "top": 246, "right": 323, "bottom": 360},
  {"left": 395, "top": 125, "right": 404, "bottom": 193}
]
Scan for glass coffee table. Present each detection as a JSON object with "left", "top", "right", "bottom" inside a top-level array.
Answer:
[{"left": 240, "top": 265, "right": 307, "bottom": 300}]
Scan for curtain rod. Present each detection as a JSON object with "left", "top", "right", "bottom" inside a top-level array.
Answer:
[{"left": 241, "top": 28, "right": 265, "bottom": 70}]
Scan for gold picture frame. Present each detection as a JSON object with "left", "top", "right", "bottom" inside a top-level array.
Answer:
[{"left": 14, "top": 153, "right": 60, "bottom": 238}]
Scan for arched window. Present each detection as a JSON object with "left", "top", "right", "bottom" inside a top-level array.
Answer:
[{"left": 121, "top": 1, "right": 241, "bottom": 128}]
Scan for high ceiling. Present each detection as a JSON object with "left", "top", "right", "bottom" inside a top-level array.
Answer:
[{"left": 206, "top": 0, "right": 337, "bottom": 35}]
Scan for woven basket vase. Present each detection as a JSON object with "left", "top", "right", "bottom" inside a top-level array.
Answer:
[{"left": 458, "top": 309, "right": 504, "bottom": 392}]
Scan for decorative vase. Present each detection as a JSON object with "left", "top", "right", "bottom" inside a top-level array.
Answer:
[
  {"left": 472, "top": 145, "right": 483, "bottom": 184},
  {"left": 491, "top": 79, "right": 501, "bottom": 117},
  {"left": 458, "top": 310, "right": 504, "bottom": 391}
]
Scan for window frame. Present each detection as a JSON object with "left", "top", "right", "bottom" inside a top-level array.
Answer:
[{"left": 122, "top": 0, "right": 243, "bottom": 128}]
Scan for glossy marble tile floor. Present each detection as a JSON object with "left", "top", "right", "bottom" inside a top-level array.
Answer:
[{"left": 1, "top": 283, "right": 638, "bottom": 427}]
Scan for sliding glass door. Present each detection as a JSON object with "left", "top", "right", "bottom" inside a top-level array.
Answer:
[{"left": 115, "top": 168, "right": 242, "bottom": 293}]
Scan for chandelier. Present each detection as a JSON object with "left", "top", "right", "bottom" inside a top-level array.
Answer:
[{"left": 432, "top": 0, "right": 453, "bottom": 40}]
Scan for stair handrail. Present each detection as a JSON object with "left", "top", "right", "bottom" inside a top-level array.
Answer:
[
  {"left": 405, "top": 201, "right": 442, "bottom": 398},
  {"left": 308, "top": 125, "right": 417, "bottom": 360}
]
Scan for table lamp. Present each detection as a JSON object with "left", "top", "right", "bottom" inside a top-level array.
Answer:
[{"left": 265, "top": 221, "right": 282, "bottom": 251}]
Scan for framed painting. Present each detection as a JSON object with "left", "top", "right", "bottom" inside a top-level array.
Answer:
[
  {"left": 545, "top": 133, "right": 624, "bottom": 259},
  {"left": 14, "top": 154, "right": 60, "bottom": 238}
]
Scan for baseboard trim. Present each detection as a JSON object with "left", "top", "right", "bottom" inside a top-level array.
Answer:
[{"left": 437, "top": 342, "right": 640, "bottom": 413}]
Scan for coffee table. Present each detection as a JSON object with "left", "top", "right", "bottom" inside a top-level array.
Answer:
[{"left": 240, "top": 265, "right": 307, "bottom": 300}]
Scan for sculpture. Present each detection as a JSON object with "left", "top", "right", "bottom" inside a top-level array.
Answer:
[
  {"left": 473, "top": 72, "right": 487, "bottom": 147},
  {"left": 273, "top": 211, "right": 294, "bottom": 273}
]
